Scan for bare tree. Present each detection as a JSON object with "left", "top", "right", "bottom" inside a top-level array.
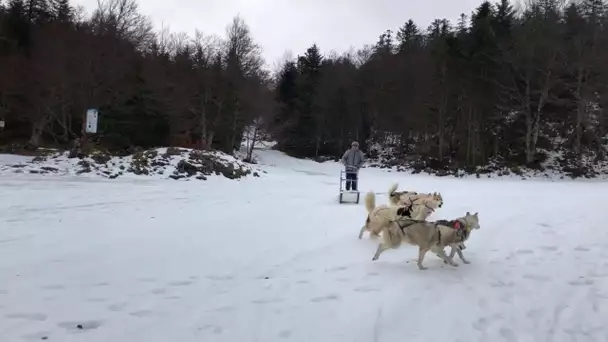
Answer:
[{"left": 91, "top": 0, "right": 154, "bottom": 50}]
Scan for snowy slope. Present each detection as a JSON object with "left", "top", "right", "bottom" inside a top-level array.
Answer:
[
  {"left": 1, "top": 147, "right": 608, "bottom": 342},
  {"left": 0, "top": 147, "right": 258, "bottom": 180}
]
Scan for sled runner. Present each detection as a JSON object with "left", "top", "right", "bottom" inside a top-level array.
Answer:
[{"left": 339, "top": 170, "right": 360, "bottom": 204}]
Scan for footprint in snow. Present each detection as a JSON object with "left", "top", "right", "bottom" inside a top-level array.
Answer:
[
  {"left": 168, "top": 280, "right": 193, "bottom": 287},
  {"left": 57, "top": 320, "right": 103, "bottom": 332},
  {"left": 353, "top": 286, "right": 379, "bottom": 293},
  {"left": 129, "top": 310, "right": 154, "bottom": 317},
  {"left": 107, "top": 302, "right": 127, "bottom": 312},
  {"left": 41, "top": 284, "right": 64, "bottom": 290},
  {"left": 328, "top": 266, "right": 348, "bottom": 272},
  {"left": 278, "top": 330, "right": 292, "bottom": 338},
  {"left": 5, "top": 313, "right": 48, "bottom": 321},
  {"left": 21, "top": 331, "right": 51, "bottom": 341},
  {"left": 310, "top": 294, "right": 339, "bottom": 303},
  {"left": 522, "top": 274, "right": 551, "bottom": 282}
]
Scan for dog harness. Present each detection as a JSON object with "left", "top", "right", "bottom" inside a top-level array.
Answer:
[
  {"left": 406, "top": 196, "right": 437, "bottom": 213},
  {"left": 396, "top": 219, "right": 419, "bottom": 232},
  {"left": 436, "top": 219, "right": 470, "bottom": 239}
]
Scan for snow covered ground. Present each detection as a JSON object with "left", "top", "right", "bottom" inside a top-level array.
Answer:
[{"left": 2, "top": 146, "right": 608, "bottom": 342}]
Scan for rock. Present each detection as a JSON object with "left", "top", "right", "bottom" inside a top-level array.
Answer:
[
  {"left": 91, "top": 153, "right": 112, "bottom": 165},
  {"left": 67, "top": 149, "right": 79, "bottom": 158},
  {"left": 189, "top": 150, "right": 205, "bottom": 160},
  {"left": 144, "top": 149, "right": 158, "bottom": 159},
  {"left": 129, "top": 165, "right": 149, "bottom": 175},
  {"left": 40, "top": 166, "right": 58, "bottom": 172},
  {"left": 127, "top": 146, "right": 144, "bottom": 155},
  {"left": 151, "top": 159, "right": 169, "bottom": 167},
  {"left": 176, "top": 160, "right": 199, "bottom": 176},
  {"left": 165, "top": 147, "right": 183, "bottom": 156},
  {"left": 77, "top": 160, "right": 92, "bottom": 174}
]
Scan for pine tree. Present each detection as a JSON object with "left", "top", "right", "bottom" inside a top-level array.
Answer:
[
  {"left": 273, "top": 60, "right": 299, "bottom": 152},
  {"left": 396, "top": 20, "right": 422, "bottom": 53},
  {"left": 25, "top": 0, "right": 50, "bottom": 24},
  {"left": 51, "top": 0, "right": 71, "bottom": 23},
  {"left": 289, "top": 44, "right": 323, "bottom": 157}
]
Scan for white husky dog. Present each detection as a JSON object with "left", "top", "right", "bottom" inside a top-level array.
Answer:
[
  {"left": 387, "top": 183, "right": 443, "bottom": 220},
  {"left": 358, "top": 192, "right": 415, "bottom": 239}
]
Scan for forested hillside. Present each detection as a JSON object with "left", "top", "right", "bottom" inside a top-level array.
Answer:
[{"left": 2, "top": 0, "right": 608, "bottom": 178}]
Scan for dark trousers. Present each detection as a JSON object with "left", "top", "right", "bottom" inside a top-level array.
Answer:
[{"left": 345, "top": 171, "right": 358, "bottom": 191}]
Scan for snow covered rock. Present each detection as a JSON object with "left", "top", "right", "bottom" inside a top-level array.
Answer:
[{"left": 0, "top": 147, "right": 259, "bottom": 181}]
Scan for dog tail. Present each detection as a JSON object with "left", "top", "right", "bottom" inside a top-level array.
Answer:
[
  {"left": 388, "top": 183, "right": 398, "bottom": 196},
  {"left": 364, "top": 191, "right": 375, "bottom": 214}
]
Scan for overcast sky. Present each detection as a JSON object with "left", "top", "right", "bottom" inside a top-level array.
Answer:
[{"left": 72, "top": 0, "right": 488, "bottom": 68}]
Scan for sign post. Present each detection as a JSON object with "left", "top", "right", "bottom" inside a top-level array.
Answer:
[
  {"left": 85, "top": 109, "right": 98, "bottom": 134},
  {"left": 81, "top": 109, "right": 98, "bottom": 148}
]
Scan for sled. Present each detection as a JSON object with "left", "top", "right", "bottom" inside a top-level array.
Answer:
[{"left": 339, "top": 170, "right": 360, "bottom": 204}]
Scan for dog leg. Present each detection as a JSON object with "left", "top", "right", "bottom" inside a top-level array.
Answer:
[
  {"left": 417, "top": 248, "right": 430, "bottom": 270},
  {"left": 358, "top": 225, "right": 366, "bottom": 239},
  {"left": 455, "top": 247, "right": 470, "bottom": 264},
  {"left": 372, "top": 243, "right": 390, "bottom": 261},
  {"left": 448, "top": 245, "right": 457, "bottom": 260},
  {"left": 437, "top": 247, "right": 458, "bottom": 267},
  {"left": 430, "top": 245, "right": 447, "bottom": 262},
  {"left": 439, "top": 245, "right": 457, "bottom": 265}
]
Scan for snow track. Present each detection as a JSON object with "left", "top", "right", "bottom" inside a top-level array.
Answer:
[{"left": 1, "top": 150, "right": 608, "bottom": 341}]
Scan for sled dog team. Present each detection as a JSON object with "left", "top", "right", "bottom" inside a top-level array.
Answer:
[{"left": 359, "top": 183, "right": 480, "bottom": 270}]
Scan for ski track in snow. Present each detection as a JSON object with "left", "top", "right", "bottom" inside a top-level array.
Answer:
[{"left": 1, "top": 149, "right": 608, "bottom": 341}]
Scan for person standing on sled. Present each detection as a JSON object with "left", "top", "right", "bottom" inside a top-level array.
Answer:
[{"left": 341, "top": 141, "right": 365, "bottom": 191}]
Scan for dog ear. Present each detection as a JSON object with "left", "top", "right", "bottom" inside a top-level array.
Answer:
[
  {"left": 466, "top": 211, "right": 470, "bottom": 216},
  {"left": 474, "top": 212, "right": 478, "bottom": 216}
]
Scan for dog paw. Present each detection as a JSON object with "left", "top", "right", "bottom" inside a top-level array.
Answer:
[
  {"left": 462, "top": 260, "right": 471, "bottom": 264},
  {"left": 418, "top": 265, "right": 428, "bottom": 270}
]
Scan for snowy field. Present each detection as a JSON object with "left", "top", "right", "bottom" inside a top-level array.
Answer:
[{"left": 2, "top": 147, "right": 608, "bottom": 342}]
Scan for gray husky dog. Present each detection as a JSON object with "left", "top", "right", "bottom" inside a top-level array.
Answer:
[{"left": 371, "top": 212, "right": 480, "bottom": 270}]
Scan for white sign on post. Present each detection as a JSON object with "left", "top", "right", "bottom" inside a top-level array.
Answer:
[
  {"left": 0, "top": 120, "right": 5, "bottom": 129},
  {"left": 85, "top": 109, "right": 98, "bottom": 133}
]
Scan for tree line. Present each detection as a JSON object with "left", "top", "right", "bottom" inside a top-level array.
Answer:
[
  {"left": 273, "top": 0, "right": 608, "bottom": 173},
  {"left": 1, "top": 0, "right": 608, "bottom": 173},
  {"left": 0, "top": 0, "right": 272, "bottom": 158}
]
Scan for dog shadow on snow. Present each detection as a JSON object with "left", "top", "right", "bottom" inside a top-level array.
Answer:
[{"left": 361, "top": 243, "right": 477, "bottom": 283}]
